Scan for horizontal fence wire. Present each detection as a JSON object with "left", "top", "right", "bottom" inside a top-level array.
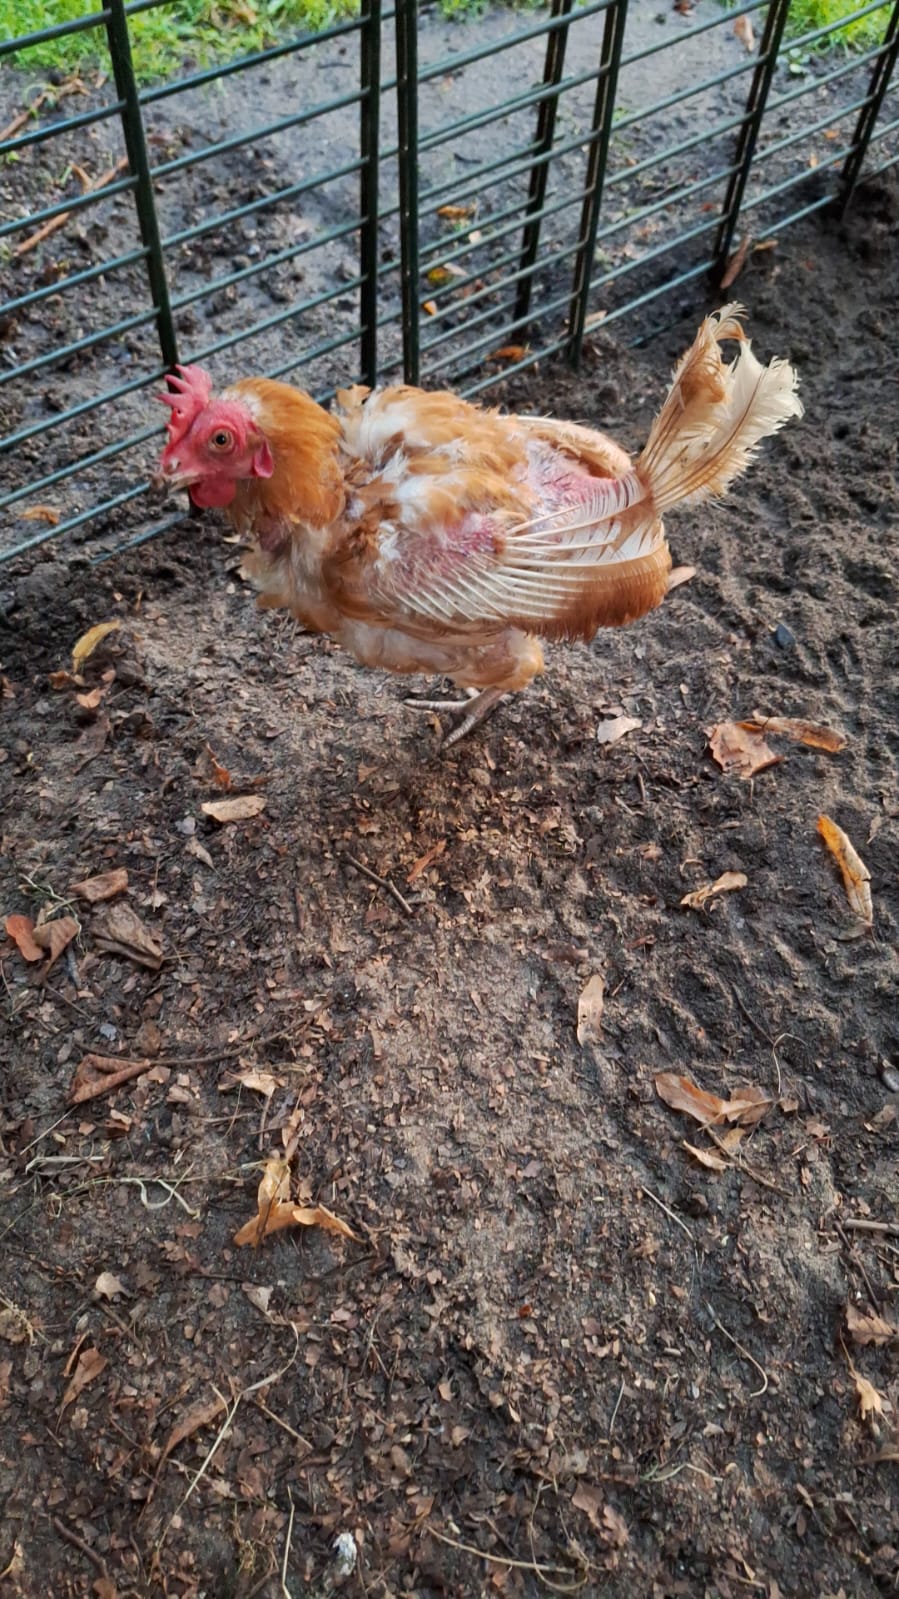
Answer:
[{"left": 0, "top": 0, "right": 896, "bottom": 565}]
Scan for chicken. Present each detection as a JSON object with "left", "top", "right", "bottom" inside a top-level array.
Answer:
[{"left": 157, "top": 305, "right": 801, "bottom": 745}]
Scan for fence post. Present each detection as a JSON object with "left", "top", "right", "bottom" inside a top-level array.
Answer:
[
  {"left": 837, "top": 0, "right": 899, "bottom": 212},
  {"left": 360, "top": 0, "right": 382, "bottom": 385},
  {"left": 711, "top": 0, "right": 791, "bottom": 284},
  {"left": 395, "top": 0, "right": 421, "bottom": 385},
  {"left": 567, "top": 0, "right": 627, "bottom": 368},
  {"left": 514, "top": 0, "right": 575, "bottom": 327},
  {"left": 104, "top": 0, "right": 179, "bottom": 371}
]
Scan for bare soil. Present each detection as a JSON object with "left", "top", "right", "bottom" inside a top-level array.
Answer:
[{"left": 1, "top": 155, "right": 898, "bottom": 1599}]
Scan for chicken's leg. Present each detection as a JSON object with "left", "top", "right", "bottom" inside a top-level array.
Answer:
[{"left": 405, "top": 686, "right": 506, "bottom": 747}]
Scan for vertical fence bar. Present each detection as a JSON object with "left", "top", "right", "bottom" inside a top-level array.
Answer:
[
  {"left": 359, "top": 0, "right": 382, "bottom": 384},
  {"left": 395, "top": 0, "right": 421, "bottom": 385},
  {"left": 838, "top": 0, "right": 899, "bottom": 211},
  {"left": 104, "top": 0, "right": 179, "bottom": 370},
  {"left": 567, "top": 0, "right": 627, "bottom": 367},
  {"left": 711, "top": 0, "right": 792, "bottom": 283},
  {"left": 514, "top": 0, "right": 575, "bottom": 326}
]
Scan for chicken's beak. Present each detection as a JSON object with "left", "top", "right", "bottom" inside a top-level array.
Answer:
[{"left": 153, "top": 452, "right": 194, "bottom": 493}]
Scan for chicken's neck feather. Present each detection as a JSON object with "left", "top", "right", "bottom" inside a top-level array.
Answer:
[{"left": 224, "top": 378, "right": 345, "bottom": 531}]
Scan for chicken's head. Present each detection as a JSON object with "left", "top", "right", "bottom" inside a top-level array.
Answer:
[{"left": 156, "top": 365, "right": 273, "bottom": 508}]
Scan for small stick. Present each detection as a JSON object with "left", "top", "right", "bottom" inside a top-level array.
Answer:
[
  {"left": 50, "top": 1517, "right": 107, "bottom": 1577},
  {"left": 342, "top": 854, "right": 413, "bottom": 916},
  {"left": 425, "top": 1524, "right": 585, "bottom": 1585},
  {"left": 280, "top": 1489, "right": 296, "bottom": 1598},
  {"left": 641, "top": 1186, "right": 695, "bottom": 1244},
  {"left": 705, "top": 1301, "right": 768, "bottom": 1398},
  {"left": 835, "top": 1220, "right": 882, "bottom": 1312},
  {"left": 840, "top": 1218, "right": 899, "bottom": 1237},
  {"left": 13, "top": 156, "right": 129, "bottom": 257}
]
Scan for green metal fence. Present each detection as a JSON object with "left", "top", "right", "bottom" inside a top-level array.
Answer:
[{"left": 1, "top": 0, "right": 897, "bottom": 566}]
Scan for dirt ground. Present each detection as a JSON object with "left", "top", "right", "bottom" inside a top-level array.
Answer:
[{"left": 2, "top": 171, "right": 899, "bottom": 1597}]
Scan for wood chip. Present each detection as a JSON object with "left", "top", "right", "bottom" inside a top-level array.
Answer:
[{"left": 744, "top": 712, "right": 846, "bottom": 753}]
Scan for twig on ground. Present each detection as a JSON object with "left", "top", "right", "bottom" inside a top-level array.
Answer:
[
  {"left": 50, "top": 1517, "right": 108, "bottom": 1577},
  {"left": 835, "top": 1220, "right": 883, "bottom": 1311},
  {"left": 705, "top": 1301, "right": 769, "bottom": 1398},
  {"left": 641, "top": 1186, "right": 695, "bottom": 1244},
  {"left": 13, "top": 156, "right": 129, "bottom": 257},
  {"left": 280, "top": 1489, "right": 296, "bottom": 1599},
  {"left": 342, "top": 854, "right": 414, "bottom": 916},
  {"left": 841, "top": 1218, "right": 899, "bottom": 1236},
  {"left": 425, "top": 1524, "right": 587, "bottom": 1591}
]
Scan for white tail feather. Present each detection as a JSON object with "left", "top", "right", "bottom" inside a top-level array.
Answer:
[{"left": 636, "top": 302, "right": 803, "bottom": 514}]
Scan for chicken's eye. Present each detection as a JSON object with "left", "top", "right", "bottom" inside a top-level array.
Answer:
[{"left": 210, "top": 429, "right": 233, "bottom": 451}]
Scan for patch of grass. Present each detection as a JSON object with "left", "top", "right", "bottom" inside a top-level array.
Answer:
[
  {"left": 2, "top": 0, "right": 358, "bottom": 84},
  {"left": 785, "top": 0, "right": 892, "bottom": 50}
]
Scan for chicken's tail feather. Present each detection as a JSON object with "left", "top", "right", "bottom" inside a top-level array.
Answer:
[{"left": 636, "top": 303, "right": 802, "bottom": 515}]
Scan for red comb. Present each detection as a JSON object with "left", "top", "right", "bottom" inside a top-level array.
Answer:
[{"left": 158, "top": 364, "right": 213, "bottom": 445}]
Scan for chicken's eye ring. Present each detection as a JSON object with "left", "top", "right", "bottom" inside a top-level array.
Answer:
[{"left": 210, "top": 429, "right": 233, "bottom": 451}]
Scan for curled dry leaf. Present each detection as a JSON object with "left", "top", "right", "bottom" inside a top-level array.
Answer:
[
  {"left": 293, "top": 1204, "right": 359, "bottom": 1241},
  {"left": 159, "top": 1396, "right": 227, "bottom": 1470},
  {"left": 70, "top": 867, "right": 128, "bottom": 903},
  {"left": 745, "top": 711, "right": 846, "bottom": 753},
  {"left": 655, "top": 1072, "right": 772, "bottom": 1128},
  {"left": 71, "top": 619, "right": 122, "bottom": 672},
  {"left": 94, "top": 1272, "right": 127, "bottom": 1300},
  {"left": 32, "top": 914, "right": 79, "bottom": 969},
  {"left": 708, "top": 721, "right": 781, "bottom": 780},
  {"left": 201, "top": 794, "right": 266, "bottom": 824},
  {"left": 60, "top": 1347, "right": 107, "bottom": 1414},
  {"left": 92, "top": 903, "right": 163, "bottom": 969},
  {"left": 854, "top": 1371, "right": 889, "bottom": 1422},
  {"left": 576, "top": 973, "right": 605, "bottom": 1047},
  {"left": 596, "top": 715, "right": 642, "bottom": 746},
  {"left": 488, "top": 345, "right": 529, "bottom": 363},
  {"left": 846, "top": 1302, "right": 898, "bottom": 1347},
  {"left": 817, "top": 815, "right": 873, "bottom": 925},
  {"left": 206, "top": 745, "right": 232, "bottom": 791},
  {"left": 21, "top": 504, "right": 61, "bottom": 526},
  {"left": 406, "top": 837, "right": 446, "bottom": 884},
  {"left": 69, "top": 1053, "right": 153, "bottom": 1104},
  {"left": 733, "top": 13, "right": 755, "bottom": 52},
  {"left": 683, "top": 1141, "right": 730, "bottom": 1172},
  {"left": 4, "top": 913, "right": 44, "bottom": 962},
  {"left": 681, "top": 870, "right": 747, "bottom": 910},
  {"left": 437, "top": 202, "right": 477, "bottom": 220}
]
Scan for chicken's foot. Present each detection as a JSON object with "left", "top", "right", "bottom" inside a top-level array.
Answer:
[{"left": 405, "top": 686, "right": 506, "bottom": 748}]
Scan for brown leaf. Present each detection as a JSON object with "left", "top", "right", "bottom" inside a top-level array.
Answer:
[
  {"left": 76, "top": 685, "right": 107, "bottom": 711},
  {"left": 21, "top": 504, "right": 61, "bottom": 526},
  {"left": 655, "top": 1072, "right": 771, "bottom": 1128},
  {"left": 846, "top": 1303, "right": 898, "bottom": 1347},
  {"left": 293, "top": 1204, "right": 359, "bottom": 1241},
  {"left": 406, "top": 838, "right": 446, "bottom": 884},
  {"left": 422, "top": 299, "right": 437, "bottom": 316},
  {"left": 48, "top": 669, "right": 76, "bottom": 690},
  {"left": 70, "top": 868, "right": 128, "bottom": 903},
  {"left": 233, "top": 1158, "right": 294, "bottom": 1247},
  {"left": 733, "top": 13, "right": 755, "bottom": 52},
  {"left": 683, "top": 1141, "right": 730, "bottom": 1172},
  {"left": 576, "top": 973, "right": 605, "bottom": 1047},
  {"left": 60, "top": 1347, "right": 107, "bottom": 1414},
  {"left": 596, "top": 715, "right": 642, "bottom": 746},
  {"left": 681, "top": 870, "right": 748, "bottom": 910},
  {"left": 602, "top": 1504, "right": 629, "bottom": 1547},
  {"left": 4, "top": 913, "right": 43, "bottom": 962},
  {"left": 817, "top": 815, "right": 873, "bottom": 925},
  {"left": 94, "top": 1272, "right": 127, "bottom": 1300},
  {"left": 487, "top": 344, "right": 529, "bottom": 363},
  {"left": 32, "top": 914, "right": 79, "bottom": 969},
  {"left": 69, "top": 1054, "right": 153, "bottom": 1104},
  {"left": 854, "top": 1371, "right": 888, "bottom": 1421},
  {"left": 720, "top": 233, "right": 752, "bottom": 289},
  {"left": 571, "top": 1482, "right": 605, "bottom": 1531},
  {"left": 744, "top": 711, "right": 846, "bottom": 752},
  {"left": 206, "top": 745, "right": 232, "bottom": 791},
  {"left": 159, "top": 1396, "right": 227, "bottom": 1468},
  {"left": 708, "top": 721, "right": 781, "bottom": 779},
  {"left": 437, "top": 202, "right": 477, "bottom": 220},
  {"left": 91, "top": 903, "right": 163, "bottom": 969},
  {"left": 71, "top": 620, "right": 122, "bottom": 672},
  {"left": 201, "top": 795, "right": 266, "bottom": 824}
]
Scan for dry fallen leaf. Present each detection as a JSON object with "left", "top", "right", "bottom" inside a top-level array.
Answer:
[
  {"left": 293, "top": 1204, "right": 359, "bottom": 1241},
  {"left": 422, "top": 299, "right": 437, "bottom": 316},
  {"left": 437, "top": 202, "right": 477, "bottom": 220},
  {"left": 817, "top": 815, "right": 873, "bottom": 925},
  {"left": 655, "top": 1072, "right": 771, "bottom": 1128},
  {"left": 596, "top": 715, "right": 642, "bottom": 746},
  {"left": 406, "top": 838, "right": 447, "bottom": 884},
  {"left": 233, "top": 1069, "right": 279, "bottom": 1098},
  {"left": 488, "top": 344, "right": 529, "bottom": 362},
  {"left": 733, "top": 13, "right": 755, "bottom": 52},
  {"left": 576, "top": 973, "right": 605, "bottom": 1046},
  {"left": 158, "top": 1396, "right": 226, "bottom": 1470},
  {"left": 846, "top": 1302, "right": 898, "bottom": 1347},
  {"left": 243, "top": 1284, "right": 274, "bottom": 1315},
  {"left": 681, "top": 870, "right": 748, "bottom": 910},
  {"left": 69, "top": 1054, "right": 154, "bottom": 1104},
  {"left": 70, "top": 868, "right": 128, "bottom": 903},
  {"left": 3, "top": 913, "right": 43, "bottom": 962},
  {"left": 854, "top": 1371, "right": 888, "bottom": 1422},
  {"left": 744, "top": 711, "right": 846, "bottom": 753},
  {"left": 426, "top": 263, "right": 465, "bottom": 287},
  {"left": 201, "top": 794, "right": 266, "bottom": 824},
  {"left": 21, "top": 504, "right": 61, "bottom": 526},
  {"left": 71, "top": 620, "right": 122, "bottom": 672},
  {"left": 206, "top": 745, "right": 232, "bottom": 791},
  {"left": 708, "top": 721, "right": 781, "bottom": 779},
  {"left": 683, "top": 1141, "right": 730, "bottom": 1172},
  {"left": 94, "top": 1272, "right": 127, "bottom": 1300},
  {"left": 60, "top": 1347, "right": 107, "bottom": 1414},
  {"left": 32, "top": 914, "right": 79, "bottom": 969},
  {"left": 92, "top": 903, "right": 163, "bottom": 969}
]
